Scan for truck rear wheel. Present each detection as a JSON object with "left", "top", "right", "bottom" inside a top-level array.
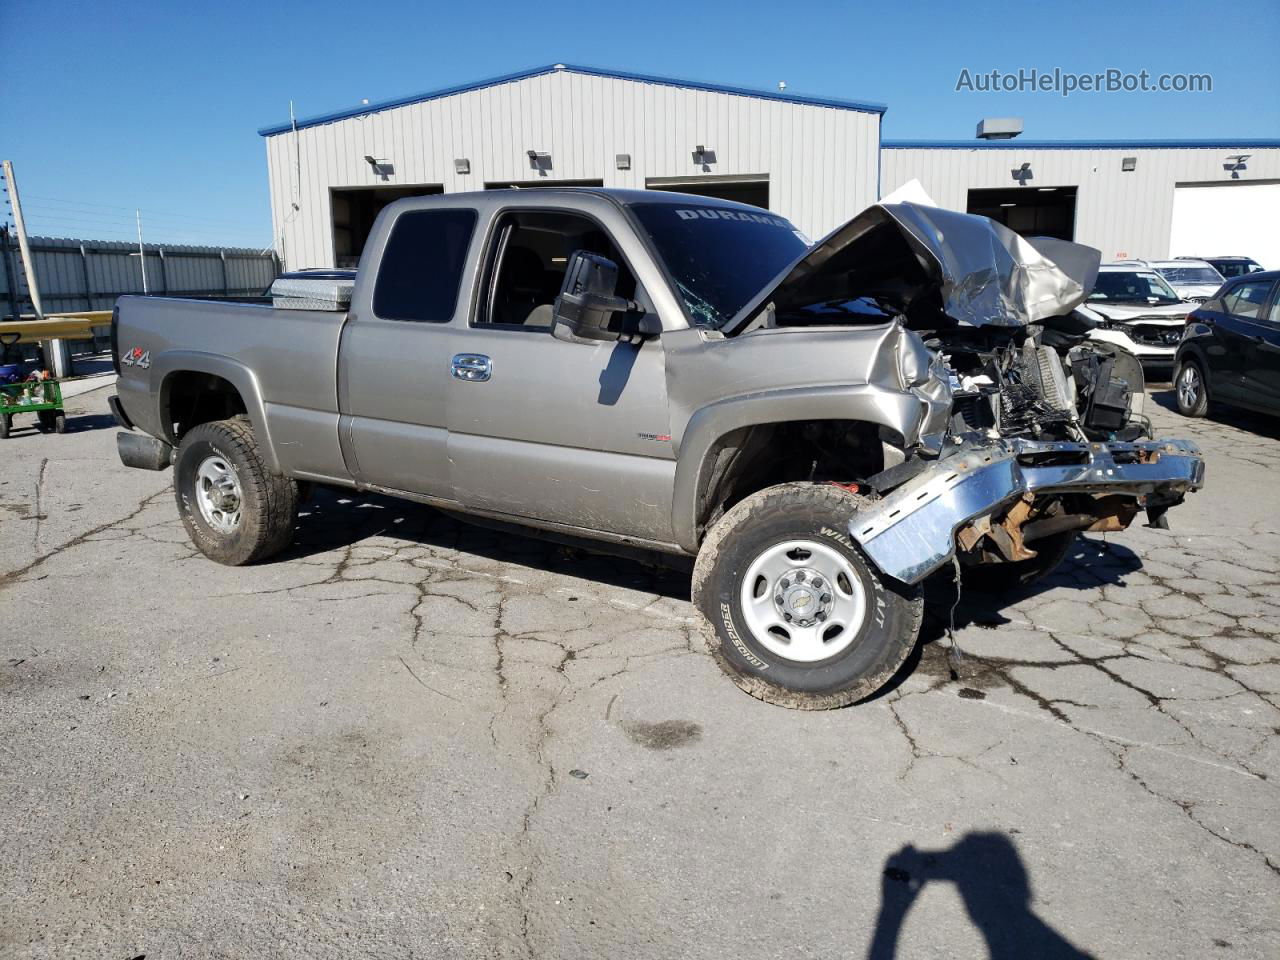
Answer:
[
  {"left": 692, "top": 483, "right": 923, "bottom": 709},
  {"left": 173, "top": 417, "right": 298, "bottom": 566}
]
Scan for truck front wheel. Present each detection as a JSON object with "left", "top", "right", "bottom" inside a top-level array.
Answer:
[
  {"left": 692, "top": 483, "right": 923, "bottom": 709},
  {"left": 173, "top": 417, "right": 298, "bottom": 566}
]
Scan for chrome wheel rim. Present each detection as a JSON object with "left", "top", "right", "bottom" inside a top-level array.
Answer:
[
  {"left": 1177, "top": 365, "right": 1200, "bottom": 410},
  {"left": 195, "top": 455, "right": 242, "bottom": 534},
  {"left": 739, "top": 539, "right": 867, "bottom": 663}
]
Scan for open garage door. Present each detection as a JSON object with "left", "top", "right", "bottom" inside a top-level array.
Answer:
[
  {"left": 332, "top": 185, "right": 443, "bottom": 267},
  {"left": 967, "top": 187, "right": 1077, "bottom": 241},
  {"left": 646, "top": 175, "right": 769, "bottom": 210},
  {"left": 1170, "top": 180, "right": 1280, "bottom": 270}
]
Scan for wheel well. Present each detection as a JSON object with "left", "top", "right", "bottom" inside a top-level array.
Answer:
[
  {"left": 162, "top": 371, "right": 247, "bottom": 440},
  {"left": 694, "top": 419, "right": 886, "bottom": 537}
]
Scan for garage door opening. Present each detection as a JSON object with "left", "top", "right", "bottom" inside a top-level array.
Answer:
[
  {"left": 646, "top": 176, "right": 770, "bottom": 210},
  {"left": 967, "top": 186, "right": 1077, "bottom": 240},
  {"left": 484, "top": 179, "right": 605, "bottom": 190},
  {"left": 1170, "top": 180, "right": 1280, "bottom": 271},
  {"left": 332, "top": 185, "right": 443, "bottom": 267}
]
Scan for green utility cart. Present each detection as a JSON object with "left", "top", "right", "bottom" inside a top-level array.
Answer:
[{"left": 0, "top": 378, "right": 65, "bottom": 438}]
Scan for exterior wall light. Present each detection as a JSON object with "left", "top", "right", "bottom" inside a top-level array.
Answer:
[
  {"left": 454, "top": 159, "right": 471, "bottom": 175},
  {"left": 615, "top": 154, "right": 631, "bottom": 170},
  {"left": 1121, "top": 157, "right": 1137, "bottom": 172}
]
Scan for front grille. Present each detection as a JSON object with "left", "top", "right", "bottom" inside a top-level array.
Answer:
[{"left": 1128, "top": 324, "right": 1183, "bottom": 347}]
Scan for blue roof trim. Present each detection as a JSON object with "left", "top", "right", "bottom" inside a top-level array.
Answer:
[
  {"left": 258, "top": 63, "right": 887, "bottom": 137},
  {"left": 883, "top": 138, "right": 1280, "bottom": 150}
]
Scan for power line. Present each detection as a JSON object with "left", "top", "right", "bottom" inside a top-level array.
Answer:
[{"left": 24, "top": 194, "right": 254, "bottom": 228}]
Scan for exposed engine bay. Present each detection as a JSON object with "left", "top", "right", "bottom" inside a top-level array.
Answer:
[{"left": 729, "top": 200, "right": 1205, "bottom": 583}]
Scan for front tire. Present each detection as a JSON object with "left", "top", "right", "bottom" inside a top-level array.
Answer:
[
  {"left": 1175, "top": 359, "right": 1210, "bottom": 417},
  {"left": 174, "top": 418, "right": 298, "bottom": 566},
  {"left": 692, "top": 483, "right": 923, "bottom": 710}
]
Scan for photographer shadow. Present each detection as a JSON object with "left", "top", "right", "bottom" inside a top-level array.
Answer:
[{"left": 868, "top": 832, "right": 1095, "bottom": 959}]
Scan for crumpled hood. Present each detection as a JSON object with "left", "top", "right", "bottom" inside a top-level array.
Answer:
[{"left": 727, "top": 201, "right": 1102, "bottom": 331}]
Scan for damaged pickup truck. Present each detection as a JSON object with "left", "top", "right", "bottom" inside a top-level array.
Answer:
[{"left": 109, "top": 189, "right": 1204, "bottom": 708}]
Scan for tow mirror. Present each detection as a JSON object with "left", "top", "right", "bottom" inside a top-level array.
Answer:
[{"left": 551, "top": 251, "right": 638, "bottom": 343}]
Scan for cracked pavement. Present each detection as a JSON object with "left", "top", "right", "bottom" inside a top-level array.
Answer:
[{"left": 1, "top": 385, "right": 1278, "bottom": 958}]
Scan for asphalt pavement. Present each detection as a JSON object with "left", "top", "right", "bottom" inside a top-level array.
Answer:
[{"left": 2, "top": 383, "right": 1277, "bottom": 959}]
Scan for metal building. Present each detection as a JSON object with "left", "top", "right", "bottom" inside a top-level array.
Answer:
[
  {"left": 259, "top": 64, "right": 884, "bottom": 269},
  {"left": 882, "top": 140, "right": 1280, "bottom": 267}
]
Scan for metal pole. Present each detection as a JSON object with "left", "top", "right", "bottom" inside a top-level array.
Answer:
[
  {"left": 135, "top": 210, "right": 148, "bottom": 294},
  {"left": 3, "top": 160, "right": 71, "bottom": 377}
]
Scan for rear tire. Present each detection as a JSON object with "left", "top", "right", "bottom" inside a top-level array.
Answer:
[
  {"left": 173, "top": 417, "right": 298, "bottom": 566},
  {"left": 1175, "top": 359, "right": 1210, "bottom": 417},
  {"left": 0, "top": 413, "right": 10, "bottom": 439},
  {"left": 52, "top": 412, "right": 66, "bottom": 434},
  {"left": 692, "top": 483, "right": 923, "bottom": 710}
]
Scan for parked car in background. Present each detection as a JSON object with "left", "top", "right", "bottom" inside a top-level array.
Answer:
[
  {"left": 1081, "top": 264, "right": 1190, "bottom": 376},
  {"left": 1178, "top": 256, "right": 1266, "bottom": 280},
  {"left": 1144, "top": 259, "right": 1226, "bottom": 303},
  {"left": 1175, "top": 270, "right": 1280, "bottom": 417}
]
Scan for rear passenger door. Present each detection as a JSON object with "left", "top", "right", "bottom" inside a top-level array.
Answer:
[
  {"left": 1246, "top": 283, "right": 1280, "bottom": 412},
  {"left": 338, "top": 206, "right": 478, "bottom": 499},
  {"left": 441, "top": 208, "right": 678, "bottom": 545},
  {"left": 1219, "top": 278, "right": 1278, "bottom": 407}
]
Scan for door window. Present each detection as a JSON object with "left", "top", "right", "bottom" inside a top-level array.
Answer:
[
  {"left": 1222, "top": 280, "right": 1275, "bottom": 322},
  {"left": 476, "top": 211, "right": 637, "bottom": 329},
  {"left": 372, "top": 208, "right": 477, "bottom": 322}
]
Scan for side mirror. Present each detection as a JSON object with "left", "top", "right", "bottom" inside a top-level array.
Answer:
[
  {"left": 551, "top": 251, "right": 635, "bottom": 343},
  {"left": 0, "top": 332, "right": 19, "bottom": 347}
]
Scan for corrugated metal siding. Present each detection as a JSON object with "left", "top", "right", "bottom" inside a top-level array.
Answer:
[
  {"left": 0, "top": 237, "right": 278, "bottom": 315},
  {"left": 881, "top": 146, "right": 1280, "bottom": 261},
  {"left": 265, "top": 69, "right": 881, "bottom": 268}
]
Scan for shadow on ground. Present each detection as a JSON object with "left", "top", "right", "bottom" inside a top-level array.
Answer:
[
  {"left": 282, "top": 486, "right": 692, "bottom": 601},
  {"left": 1149, "top": 387, "right": 1280, "bottom": 439},
  {"left": 280, "top": 487, "right": 1143, "bottom": 703},
  {"left": 867, "top": 832, "right": 1096, "bottom": 958}
]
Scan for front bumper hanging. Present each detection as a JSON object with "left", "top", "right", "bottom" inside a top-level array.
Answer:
[{"left": 848, "top": 438, "right": 1205, "bottom": 585}]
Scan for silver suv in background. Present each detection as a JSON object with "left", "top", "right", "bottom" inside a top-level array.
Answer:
[
  {"left": 1078, "top": 264, "right": 1191, "bottom": 376},
  {"left": 1140, "top": 259, "right": 1226, "bottom": 302}
]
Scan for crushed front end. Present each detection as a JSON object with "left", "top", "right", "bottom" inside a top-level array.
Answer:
[{"left": 849, "top": 436, "right": 1204, "bottom": 585}]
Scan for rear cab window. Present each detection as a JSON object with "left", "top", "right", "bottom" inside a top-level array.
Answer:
[{"left": 373, "top": 209, "right": 477, "bottom": 322}]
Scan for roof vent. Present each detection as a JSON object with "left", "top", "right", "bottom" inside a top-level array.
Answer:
[{"left": 976, "top": 117, "right": 1024, "bottom": 140}]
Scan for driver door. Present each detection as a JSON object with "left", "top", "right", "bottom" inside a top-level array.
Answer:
[{"left": 441, "top": 209, "right": 677, "bottom": 545}]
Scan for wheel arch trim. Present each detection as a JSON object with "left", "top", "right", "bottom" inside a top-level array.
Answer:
[
  {"left": 672, "top": 385, "right": 926, "bottom": 553},
  {"left": 152, "top": 352, "right": 279, "bottom": 473}
]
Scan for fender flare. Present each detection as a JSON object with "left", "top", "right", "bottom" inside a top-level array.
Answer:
[
  {"left": 151, "top": 351, "right": 280, "bottom": 474},
  {"left": 670, "top": 384, "right": 927, "bottom": 553}
]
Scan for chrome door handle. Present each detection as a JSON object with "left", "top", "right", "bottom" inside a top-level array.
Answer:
[{"left": 451, "top": 353, "right": 492, "bottom": 382}]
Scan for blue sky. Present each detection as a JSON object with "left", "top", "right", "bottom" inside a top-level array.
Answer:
[{"left": 2, "top": 0, "right": 1277, "bottom": 248}]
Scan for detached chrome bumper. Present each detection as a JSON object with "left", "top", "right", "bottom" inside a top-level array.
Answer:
[{"left": 849, "top": 438, "right": 1204, "bottom": 585}]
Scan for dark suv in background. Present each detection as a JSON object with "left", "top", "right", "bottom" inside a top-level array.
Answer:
[
  {"left": 1178, "top": 255, "right": 1266, "bottom": 280},
  {"left": 1175, "top": 270, "right": 1280, "bottom": 417}
]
